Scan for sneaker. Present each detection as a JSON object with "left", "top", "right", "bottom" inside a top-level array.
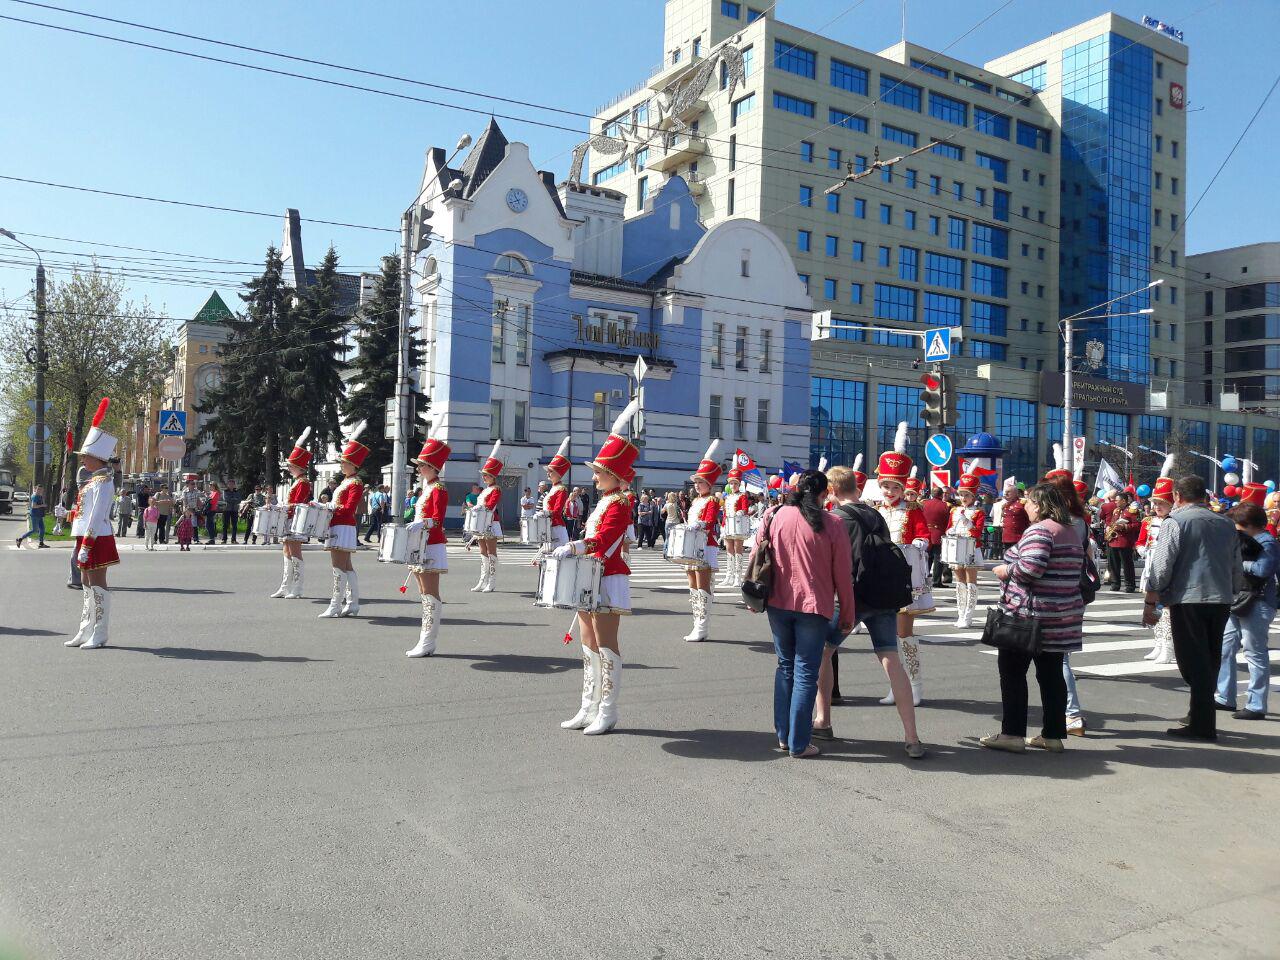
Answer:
[
  {"left": 979, "top": 733, "right": 1026, "bottom": 753},
  {"left": 1166, "top": 726, "right": 1216, "bottom": 741},
  {"left": 37, "top": 543, "right": 49, "bottom": 548},
  {"left": 810, "top": 726, "right": 835, "bottom": 741},
  {"left": 1026, "top": 735, "right": 1065, "bottom": 753},
  {"left": 1214, "top": 700, "right": 1235, "bottom": 712},
  {"left": 1232, "top": 709, "right": 1265, "bottom": 721}
]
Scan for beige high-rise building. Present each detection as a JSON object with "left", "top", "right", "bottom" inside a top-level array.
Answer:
[{"left": 580, "top": 1, "right": 1239, "bottom": 484}]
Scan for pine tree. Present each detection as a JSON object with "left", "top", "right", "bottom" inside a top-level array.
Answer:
[
  {"left": 283, "top": 246, "right": 347, "bottom": 454},
  {"left": 341, "top": 254, "right": 423, "bottom": 472},
  {"left": 196, "top": 246, "right": 292, "bottom": 487}
]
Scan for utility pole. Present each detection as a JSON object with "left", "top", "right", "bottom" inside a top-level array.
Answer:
[
  {"left": 390, "top": 210, "right": 413, "bottom": 525},
  {"left": 34, "top": 262, "right": 47, "bottom": 490}
]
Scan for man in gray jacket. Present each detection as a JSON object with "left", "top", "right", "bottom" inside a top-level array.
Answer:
[{"left": 1144, "top": 475, "right": 1244, "bottom": 741}]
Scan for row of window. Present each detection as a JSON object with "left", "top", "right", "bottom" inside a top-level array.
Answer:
[
  {"left": 708, "top": 322, "right": 774, "bottom": 372},
  {"left": 709, "top": 395, "right": 773, "bottom": 443},
  {"left": 796, "top": 217, "right": 1010, "bottom": 266},
  {"left": 719, "top": 1, "right": 767, "bottom": 22}
]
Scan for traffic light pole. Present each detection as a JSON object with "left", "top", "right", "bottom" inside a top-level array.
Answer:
[
  {"left": 389, "top": 210, "right": 413, "bottom": 528},
  {"left": 34, "top": 263, "right": 46, "bottom": 490}
]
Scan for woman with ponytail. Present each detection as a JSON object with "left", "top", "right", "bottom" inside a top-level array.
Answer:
[{"left": 751, "top": 469, "right": 855, "bottom": 758}]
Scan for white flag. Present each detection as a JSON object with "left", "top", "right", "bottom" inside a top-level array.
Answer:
[{"left": 1095, "top": 458, "right": 1124, "bottom": 498}]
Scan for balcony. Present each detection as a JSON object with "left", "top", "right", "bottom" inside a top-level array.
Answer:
[
  {"left": 646, "top": 132, "right": 707, "bottom": 173},
  {"left": 647, "top": 44, "right": 706, "bottom": 91},
  {"left": 685, "top": 172, "right": 707, "bottom": 197}
]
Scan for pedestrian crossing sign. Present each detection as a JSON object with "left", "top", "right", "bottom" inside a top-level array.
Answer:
[
  {"left": 924, "top": 327, "right": 952, "bottom": 362},
  {"left": 158, "top": 410, "right": 187, "bottom": 436}
]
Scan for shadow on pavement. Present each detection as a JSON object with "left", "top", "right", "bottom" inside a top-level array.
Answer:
[
  {"left": 113, "top": 586, "right": 232, "bottom": 595},
  {"left": 431, "top": 652, "right": 675, "bottom": 675},
  {"left": 0, "top": 626, "right": 63, "bottom": 637},
  {"left": 620, "top": 727, "right": 784, "bottom": 762},
  {"left": 111, "top": 646, "right": 331, "bottom": 663}
]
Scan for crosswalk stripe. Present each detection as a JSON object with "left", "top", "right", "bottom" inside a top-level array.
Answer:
[{"left": 1074, "top": 650, "right": 1280, "bottom": 678}]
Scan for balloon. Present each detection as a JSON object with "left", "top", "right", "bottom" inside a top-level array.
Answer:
[
  {"left": 1136, "top": 484, "right": 1152, "bottom": 498},
  {"left": 1223, "top": 485, "right": 1238, "bottom": 499},
  {"left": 1267, "top": 480, "right": 1277, "bottom": 492},
  {"left": 767, "top": 475, "right": 783, "bottom": 490},
  {"left": 1223, "top": 472, "right": 1240, "bottom": 487},
  {"left": 1221, "top": 456, "right": 1241, "bottom": 474}
]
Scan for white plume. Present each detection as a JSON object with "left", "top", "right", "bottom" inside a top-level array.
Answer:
[
  {"left": 554, "top": 436, "right": 571, "bottom": 459},
  {"left": 609, "top": 396, "right": 640, "bottom": 435},
  {"left": 910, "top": 465, "right": 918, "bottom": 480},
  {"left": 818, "top": 455, "right": 828, "bottom": 472},
  {"left": 1052, "top": 442, "right": 1064, "bottom": 471},
  {"left": 486, "top": 440, "right": 502, "bottom": 462},
  {"left": 894, "top": 421, "right": 909, "bottom": 454},
  {"left": 346, "top": 420, "right": 367, "bottom": 442},
  {"left": 1160, "top": 453, "right": 1175, "bottom": 478},
  {"left": 700, "top": 438, "right": 722, "bottom": 464},
  {"left": 293, "top": 426, "right": 312, "bottom": 448},
  {"left": 1243, "top": 459, "right": 1254, "bottom": 483},
  {"left": 852, "top": 453, "right": 863, "bottom": 472}
]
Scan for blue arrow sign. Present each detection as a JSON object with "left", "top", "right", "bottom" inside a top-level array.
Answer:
[
  {"left": 925, "top": 433, "right": 954, "bottom": 468},
  {"left": 923, "top": 326, "right": 953, "bottom": 362},
  {"left": 158, "top": 410, "right": 187, "bottom": 436}
]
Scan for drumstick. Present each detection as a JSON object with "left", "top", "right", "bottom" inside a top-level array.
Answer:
[
  {"left": 562, "top": 610, "right": 579, "bottom": 645},
  {"left": 399, "top": 572, "right": 412, "bottom": 594}
]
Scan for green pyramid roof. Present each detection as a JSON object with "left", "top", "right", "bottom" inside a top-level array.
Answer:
[{"left": 192, "top": 290, "right": 234, "bottom": 326}]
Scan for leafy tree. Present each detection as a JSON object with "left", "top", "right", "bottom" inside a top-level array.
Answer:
[
  {"left": 281, "top": 246, "right": 346, "bottom": 454},
  {"left": 341, "top": 254, "right": 423, "bottom": 473}
]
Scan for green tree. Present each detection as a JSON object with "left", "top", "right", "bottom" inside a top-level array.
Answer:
[
  {"left": 282, "top": 246, "right": 346, "bottom": 453},
  {"left": 340, "top": 254, "right": 422, "bottom": 473}
]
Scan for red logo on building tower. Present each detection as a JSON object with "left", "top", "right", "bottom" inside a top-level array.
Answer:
[{"left": 1169, "top": 82, "right": 1184, "bottom": 110}]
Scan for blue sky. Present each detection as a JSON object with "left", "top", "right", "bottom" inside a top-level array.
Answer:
[{"left": 0, "top": 0, "right": 1275, "bottom": 324}]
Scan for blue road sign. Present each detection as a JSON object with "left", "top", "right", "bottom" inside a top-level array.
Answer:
[
  {"left": 158, "top": 410, "right": 187, "bottom": 436},
  {"left": 923, "top": 327, "right": 953, "bottom": 362},
  {"left": 925, "top": 433, "right": 954, "bottom": 468}
]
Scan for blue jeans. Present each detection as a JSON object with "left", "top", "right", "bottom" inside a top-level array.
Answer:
[
  {"left": 768, "top": 607, "right": 829, "bottom": 754},
  {"left": 1216, "top": 601, "right": 1275, "bottom": 714},
  {"left": 1064, "top": 655, "right": 1082, "bottom": 718}
]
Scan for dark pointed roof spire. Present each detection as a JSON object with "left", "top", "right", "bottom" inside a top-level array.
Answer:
[{"left": 459, "top": 118, "right": 509, "bottom": 199}]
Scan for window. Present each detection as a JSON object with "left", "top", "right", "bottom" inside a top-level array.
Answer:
[
  {"left": 995, "top": 397, "right": 1038, "bottom": 482},
  {"left": 925, "top": 252, "right": 964, "bottom": 289},
  {"left": 881, "top": 123, "right": 918, "bottom": 147},
  {"left": 637, "top": 176, "right": 648, "bottom": 209},
  {"left": 970, "top": 300, "right": 1007, "bottom": 335},
  {"left": 975, "top": 152, "right": 1008, "bottom": 183},
  {"left": 904, "top": 210, "right": 916, "bottom": 230},
  {"left": 760, "top": 329, "right": 772, "bottom": 372},
  {"left": 693, "top": 36, "right": 702, "bottom": 57},
  {"left": 969, "top": 340, "right": 1008, "bottom": 360},
  {"left": 774, "top": 92, "right": 815, "bottom": 117},
  {"left": 823, "top": 278, "right": 837, "bottom": 300},
  {"left": 810, "top": 377, "right": 867, "bottom": 469},
  {"left": 974, "top": 107, "right": 1010, "bottom": 139},
  {"left": 797, "top": 229, "right": 811, "bottom": 252},
  {"left": 929, "top": 91, "right": 968, "bottom": 125},
  {"left": 1171, "top": 286, "right": 1178, "bottom": 305},
  {"left": 592, "top": 158, "right": 628, "bottom": 184},
  {"left": 1007, "top": 62, "right": 1046, "bottom": 91},
  {"left": 742, "top": 45, "right": 755, "bottom": 75},
  {"left": 748, "top": 7, "right": 765, "bottom": 22},
  {"left": 1155, "top": 97, "right": 1163, "bottom": 116},
  {"left": 1155, "top": 134, "right": 1163, "bottom": 153},
  {"left": 1015, "top": 120, "right": 1051, "bottom": 152},
  {"left": 878, "top": 246, "right": 891, "bottom": 268},
  {"left": 798, "top": 141, "right": 814, "bottom": 164},
  {"left": 971, "top": 262, "right": 1008, "bottom": 298},
  {"left": 740, "top": 250, "right": 749, "bottom": 277},
  {"left": 912, "top": 58, "right": 949, "bottom": 79},
  {"left": 490, "top": 399, "right": 504, "bottom": 439},
  {"left": 515, "top": 303, "right": 531, "bottom": 365},
  {"left": 1155, "top": 172, "right": 1162, "bottom": 190},
  {"left": 712, "top": 322, "right": 725, "bottom": 368},
  {"left": 1171, "top": 213, "right": 1179, "bottom": 232},
  {"left": 731, "top": 93, "right": 756, "bottom": 125},
  {"left": 513, "top": 400, "right": 528, "bottom": 442},
  {"left": 799, "top": 184, "right": 813, "bottom": 207},
  {"left": 928, "top": 175, "right": 941, "bottom": 195},
  {"left": 953, "top": 181, "right": 964, "bottom": 201},
  {"left": 1172, "top": 140, "right": 1179, "bottom": 159},
  {"left": 1156, "top": 60, "right": 1163, "bottom": 79},
  {"left": 757, "top": 400, "right": 770, "bottom": 442},
  {"left": 491, "top": 300, "right": 508, "bottom": 363},
  {"left": 827, "top": 192, "right": 839, "bottom": 214},
  {"left": 953, "top": 73, "right": 991, "bottom": 93},
  {"left": 928, "top": 215, "right": 940, "bottom": 236},
  {"left": 826, "top": 235, "right": 839, "bottom": 257},
  {"left": 948, "top": 216, "right": 966, "bottom": 250},
  {"left": 734, "top": 397, "right": 747, "bottom": 440},
  {"left": 880, "top": 75, "right": 922, "bottom": 111},
  {"left": 992, "top": 189, "right": 1009, "bottom": 222},
  {"left": 734, "top": 325, "right": 748, "bottom": 370},
  {"left": 849, "top": 282, "right": 863, "bottom": 304},
  {"left": 830, "top": 58, "right": 869, "bottom": 95},
  {"left": 1171, "top": 177, "right": 1179, "bottom": 196},
  {"left": 880, "top": 203, "right": 892, "bottom": 225},
  {"left": 905, "top": 169, "right": 917, "bottom": 189},
  {"left": 853, "top": 198, "right": 866, "bottom": 219},
  {"left": 797, "top": 273, "right": 809, "bottom": 294},
  {"left": 850, "top": 241, "right": 864, "bottom": 261},
  {"left": 974, "top": 187, "right": 986, "bottom": 207},
  {"left": 828, "top": 147, "right": 841, "bottom": 170},
  {"left": 881, "top": 166, "right": 893, "bottom": 184},
  {"left": 874, "top": 283, "right": 916, "bottom": 322},
  {"left": 899, "top": 246, "right": 918, "bottom": 281},
  {"left": 972, "top": 224, "right": 1009, "bottom": 259},
  {"left": 774, "top": 41, "right": 816, "bottom": 78},
  {"left": 709, "top": 395, "right": 722, "bottom": 438},
  {"left": 727, "top": 178, "right": 735, "bottom": 214},
  {"left": 924, "top": 291, "right": 963, "bottom": 327},
  {"left": 931, "top": 142, "right": 963, "bottom": 161},
  {"left": 721, "top": 0, "right": 740, "bottom": 17},
  {"left": 828, "top": 108, "right": 868, "bottom": 132}
]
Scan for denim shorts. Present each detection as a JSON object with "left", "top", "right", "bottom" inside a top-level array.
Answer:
[{"left": 826, "top": 605, "right": 897, "bottom": 652}]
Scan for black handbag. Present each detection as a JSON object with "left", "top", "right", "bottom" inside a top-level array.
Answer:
[
  {"left": 980, "top": 585, "right": 1044, "bottom": 655},
  {"left": 741, "top": 507, "right": 779, "bottom": 613}
]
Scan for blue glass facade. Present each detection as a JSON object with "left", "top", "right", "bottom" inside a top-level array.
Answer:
[
  {"left": 1254, "top": 428, "right": 1280, "bottom": 483},
  {"left": 996, "top": 398, "right": 1038, "bottom": 483},
  {"left": 1045, "top": 406, "right": 1086, "bottom": 466},
  {"left": 1182, "top": 420, "right": 1213, "bottom": 486},
  {"left": 877, "top": 384, "right": 925, "bottom": 461},
  {"left": 1060, "top": 33, "right": 1154, "bottom": 385},
  {"left": 810, "top": 377, "right": 867, "bottom": 468}
]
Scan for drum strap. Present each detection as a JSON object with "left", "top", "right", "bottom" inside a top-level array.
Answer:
[{"left": 602, "top": 535, "right": 625, "bottom": 559}]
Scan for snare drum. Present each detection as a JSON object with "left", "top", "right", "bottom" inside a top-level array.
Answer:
[
  {"left": 521, "top": 512, "right": 551, "bottom": 546},
  {"left": 253, "top": 504, "right": 287, "bottom": 539},
  {"left": 941, "top": 535, "right": 977, "bottom": 567},
  {"left": 534, "top": 554, "right": 603, "bottom": 611},
  {"left": 290, "top": 503, "right": 333, "bottom": 540},
  {"left": 463, "top": 506, "right": 493, "bottom": 537},
  {"left": 723, "top": 513, "right": 752, "bottom": 540},
  {"left": 663, "top": 523, "right": 707, "bottom": 567},
  {"left": 378, "top": 523, "right": 426, "bottom": 565}
]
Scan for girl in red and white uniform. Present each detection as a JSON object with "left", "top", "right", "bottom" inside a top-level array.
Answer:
[
  {"left": 554, "top": 400, "right": 639, "bottom": 736},
  {"left": 946, "top": 473, "right": 987, "bottom": 627},
  {"left": 679, "top": 440, "right": 723, "bottom": 642},
  {"left": 470, "top": 441, "right": 503, "bottom": 593},
  {"left": 406, "top": 437, "right": 451, "bottom": 658},
  {"left": 318, "top": 421, "right": 368, "bottom": 619},
  {"left": 717, "top": 465, "right": 751, "bottom": 589},
  {"left": 270, "top": 427, "right": 313, "bottom": 600},
  {"left": 542, "top": 437, "right": 572, "bottom": 555},
  {"left": 65, "top": 398, "right": 120, "bottom": 650}
]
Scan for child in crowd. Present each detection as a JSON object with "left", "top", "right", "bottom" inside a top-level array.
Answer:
[
  {"left": 52, "top": 500, "right": 68, "bottom": 535},
  {"left": 143, "top": 502, "right": 160, "bottom": 550},
  {"left": 176, "top": 508, "right": 195, "bottom": 551}
]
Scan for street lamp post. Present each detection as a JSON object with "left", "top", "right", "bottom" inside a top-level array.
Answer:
[
  {"left": 1, "top": 228, "right": 47, "bottom": 490},
  {"left": 1059, "top": 280, "right": 1163, "bottom": 471}
]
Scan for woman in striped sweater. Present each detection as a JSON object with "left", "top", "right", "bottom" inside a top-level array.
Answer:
[{"left": 980, "top": 482, "right": 1085, "bottom": 754}]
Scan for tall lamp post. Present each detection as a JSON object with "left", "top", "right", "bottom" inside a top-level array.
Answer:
[
  {"left": 1059, "top": 279, "right": 1163, "bottom": 468},
  {"left": 0, "top": 228, "right": 47, "bottom": 489}
]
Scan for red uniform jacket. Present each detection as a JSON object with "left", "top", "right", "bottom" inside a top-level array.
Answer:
[
  {"left": 691, "top": 496, "right": 721, "bottom": 547},
  {"left": 585, "top": 493, "right": 632, "bottom": 576},
  {"left": 479, "top": 485, "right": 500, "bottom": 512},
  {"left": 903, "top": 503, "right": 930, "bottom": 544},
  {"left": 286, "top": 479, "right": 312, "bottom": 519},
  {"left": 544, "top": 485, "right": 567, "bottom": 528},
  {"left": 1001, "top": 499, "right": 1029, "bottom": 544},
  {"left": 919, "top": 498, "right": 950, "bottom": 546},
  {"left": 1107, "top": 509, "right": 1139, "bottom": 549},
  {"left": 330, "top": 478, "right": 364, "bottom": 527},
  {"left": 416, "top": 481, "right": 448, "bottom": 545}
]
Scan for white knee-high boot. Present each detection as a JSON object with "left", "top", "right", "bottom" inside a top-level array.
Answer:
[
  {"left": 1153, "top": 610, "right": 1176, "bottom": 664},
  {"left": 65, "top": 585, "right": 94, "bottom": 647},
  {"left": 968, "top": 582, "right": 980, "bottom": 621},
  {"left": 284, "top": 557, "right": 304, "bottom": 599},
  {"left": 562, "top": 644, "right": 602, "bottom": 729},
  {"left": 269, "top": 556, "right": 291, "bottom": 599},
  {"left": 471, "top": 557, "right": 487, "bottom": 592},
  {"left": 79, "top": 587, "right": 111, "bottom": 650},
  {"left": 900, "top": 636, "right": 923, "bottom": 705},
  {"left": 406, "top": 594, "right": 440, "bottom": 657},
  {"left": 341, "top": 568, "right": 360, "bottom": 617},
  {"left": 481, "top": 554, "right": 496, "bottom": 593},
  {"left": 318, "top": 569, "right": 346, "bottom": 618},
  {"left": 953, "top": 581, "right": 970, "bottom": 627},
  {"left": 683, "top": 588, "right": 710, "bottom": 642},
  {"left": 584, "top": 648, "right": 621, "bottom": 735}
]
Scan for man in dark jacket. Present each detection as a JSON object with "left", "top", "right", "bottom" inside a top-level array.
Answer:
[
  {"left": 920, "top": 489, "right": 951, "bottom": 587},
  {"left": 220, "top": 480, "right": 243, "bottom": 544}
]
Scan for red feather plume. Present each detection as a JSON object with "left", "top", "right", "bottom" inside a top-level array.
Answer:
[
  {"left": 65, "top": 429, "right": 74, "bottom": 451},
  {"left": 90, "top": 397, "right": 110, "bottom": 427}
]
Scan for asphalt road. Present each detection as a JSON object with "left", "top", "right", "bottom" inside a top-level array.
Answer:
[{"left": 2, "top": 515, "right": 1277, "bottom": 960}]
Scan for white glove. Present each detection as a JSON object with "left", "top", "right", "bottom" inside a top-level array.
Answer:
[
  {"left": 912, "top": 538, "right": 929, "bottom": 550},
  {"left": 552, "top": 544, "right": 574, "bottom": 560},
  {"left": 77, "top": 546, "right": 90, "bottom": 564},
  {"left": 406, "top": 520, "right": 424, "bottom": 533},
  {"left": 423, "top": 518, "right": 435, "bottom": 530}
]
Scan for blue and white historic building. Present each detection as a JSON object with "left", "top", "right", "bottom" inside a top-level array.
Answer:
[{"left": 414, "top": 120, "right": 811, "bottom": 524}]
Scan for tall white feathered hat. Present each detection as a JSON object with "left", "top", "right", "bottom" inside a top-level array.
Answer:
[
  {"left": 339, "top": 420, "right": 370, "bottom": 467},
  {"left": 876, "top": 421, "right": 912, "bottom": 482},
  {"left": 692, "top": 438, "right": 724, "bottom": 484},
  {"left": 547, "top": 436, "right": 572, "bottom": 480},
  {"left": 77, "top": 398, "right": 117, "bottom": 461},
  {"left": 588, "top": 397, "right": 642, "bottom": 483},
  {"left": 481, "top": 439, "right": 504, "bottom": 478},
  {"left": 285, "top": 426, "right": 313, "bottom": 469}
]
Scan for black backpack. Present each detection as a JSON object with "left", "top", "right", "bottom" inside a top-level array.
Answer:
[{"left": 835, "top": 504, "right": 913, "bottom": 611}]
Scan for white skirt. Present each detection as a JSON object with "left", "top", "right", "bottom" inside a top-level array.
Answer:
[
  {"left": 478, "top": 521, "right": 503, "bottom": 541},
  {"left": 698, "top": 545, "right": 719, "bottom": 572},
  {"left": 409, "top": 542, "right": 449, "bottom": 574},
  {"left": 550, "top": 527, "right": 569, "bottom": 547},
  {"left": 597, "top": 574, "right": 631, "bottom": 614},
  {"left": 326, "top": 524, "right": 358, "bottom": 552}
]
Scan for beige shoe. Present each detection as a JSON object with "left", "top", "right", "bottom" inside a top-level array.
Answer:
[
  {"left": 1026, "top": 735, "right": 1065, "bottom": 753},
  {"left": 979, "top": 733, "right": 1026, "bottom": 753}
]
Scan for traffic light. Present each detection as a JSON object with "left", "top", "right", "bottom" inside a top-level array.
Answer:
[
  {"left": 920, "top": 371, "right": 957, "bottom": 428},
  {"left": 411, "top": 204, "right": 434, "bottom": 254}
]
